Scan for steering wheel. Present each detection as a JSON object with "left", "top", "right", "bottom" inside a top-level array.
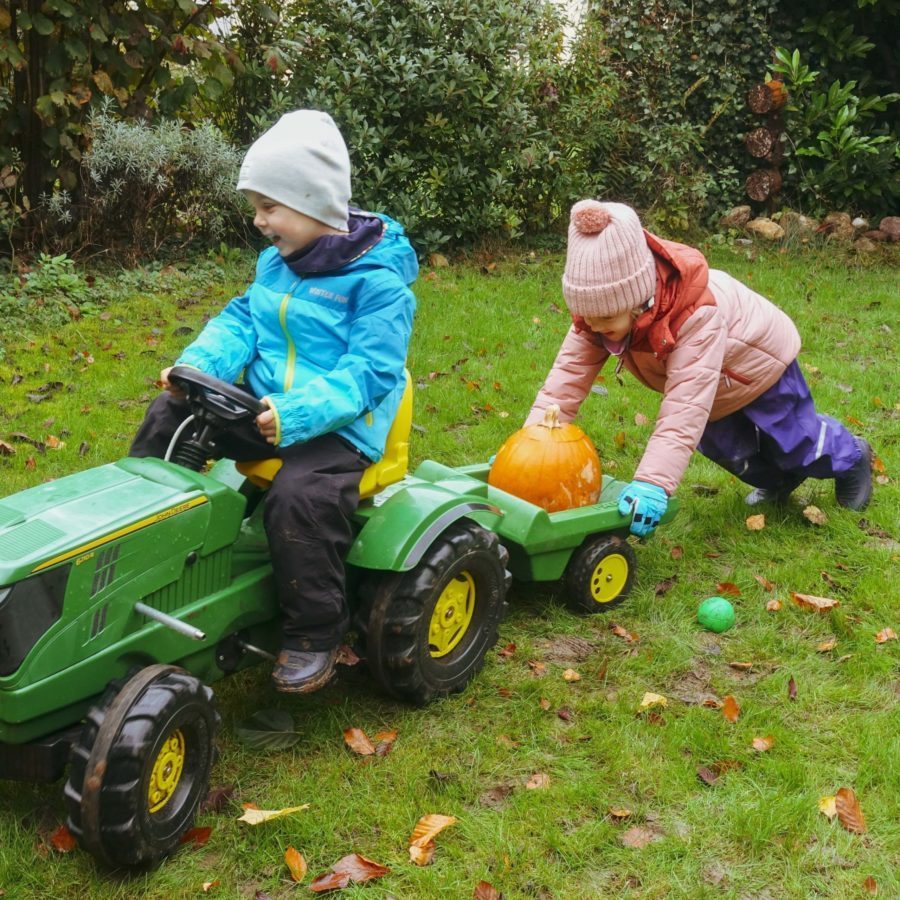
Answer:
[{"left": 167, "top": 366, "right": 267, "bottom": 423}]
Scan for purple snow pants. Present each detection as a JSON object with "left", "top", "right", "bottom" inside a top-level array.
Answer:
[{"left": 696, "top": 361, "right": 861, "bottom": 490}]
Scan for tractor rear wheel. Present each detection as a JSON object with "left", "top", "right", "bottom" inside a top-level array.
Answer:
[
  {"left": 564, "top": 534, "right": 636, "bottom": 614},
  {"left": 363, "top": 521, "right": 510, "bottom": 705},
  {"left": 64, "top": 665, "right": 219, "bottom": 868}
]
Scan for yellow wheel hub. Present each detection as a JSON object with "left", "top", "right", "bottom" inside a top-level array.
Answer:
[
  {"left": 429, "top": 571, "right": 476, "bottom": 658},
  {"left": 147, "top": 729, "right": 186, "bottom": 814},
  {"left": 589, "top": 552, "right": 629, "bottom": 604}
]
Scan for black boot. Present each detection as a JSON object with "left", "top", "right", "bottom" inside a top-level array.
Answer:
[
  {"left": 272, "top": 648, "right": 337, "bottom": 694},
  {"left": 835, "top": 439, "right": 873, "bottom": 511},
  {"left": 745, "top": 475, "right": 805, "bottom": 506}
]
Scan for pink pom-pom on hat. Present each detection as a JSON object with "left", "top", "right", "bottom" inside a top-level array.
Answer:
[
  {"left": 562, "top": 200, "right": 656, "bottom": 318},
  {"left": 571, "top": 201, "right": 611, "bottom": 235}
]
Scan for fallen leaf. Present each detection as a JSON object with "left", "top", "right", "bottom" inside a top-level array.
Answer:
[
  {"left": 670, "top": 546, "right": 684, "bottom": 559},
  {"left": 525, "top": 773, "right": 550, "bottom": 790},
  {"left": 497, "top": 642, "right": 517, "bottom": 658},
  {"left": 474, "top": 882, "right": 502, "bottom": 900},
  {"left": 754, "top": 574, "right": 776, "bottom": 591},
  {"left": 620, "top": 825, "right": 664, "bottom": 848},
  {"left": 728, "top": 661, "right": 752, "bottom": 671},
  {"left": 634, "top": 412, "right": 649, "bottom": 426},
  {"left": 716, "top": 582, "right": 741, "bottom": 597},
  {"left": 802, "top": 505, "right": 828, "bottom": 525},
  {"left": 557, "top": 707, "right": 572, "bottom": 721},
  {"left": 746, "top": 514, "right": 766, "bottom": 531},
  {"left": 528, "top": 660, "right": 547, "bottom": 677},
  {"left": 697, "top": 766, "right": 719, "bottom": 786},
  {"left": 479, "top": 784, "right": 514, "bottom": 808},
  {"left": 202, "top": 882, "right": 219, "bottom": 893},
  {"left": 200, "top": 785, "right": 235, "bottom": 813},
  {"left": 409, "top": 814, "right": 457, "bottom": 848},
  {"left": 496, "top": 735, "right": 521, "bottom": 749},
  {"left": 790, "top": 592, "right": 840, "bottom": 612},
  {"left": 788, "top": 676, "right": 797, "bottom": 701},
  {"left": 237, "top": 804, "right": 309, "bottom": 825},
  {"left": 235, "top": 709, "right": 301, "bottom": 750},
  {"left": 875, "top": 627, "right": 897, "bottom": 643},
  {"left": 285, "top": 846, "right": 308, "bottom": 882},
  {"left": 816, "top": 638, "right": 837, "bottom": 652},
  {"left": 539, "top": 697, "right": 551, "bottom": 710},
  {"left": 837, "top": 654, "right": 853, "bottom": 663},
  {"left": 818, "top": 795, "right": 837, "bottom": 819},
  {"left": 374, "top": 730, "right": 398, "bottom": 756},
  {"left": 344, "top": 727, "right": 376, "bottom": 756},
  {"left": 863, "top": 875, "right": 878, "bottom": 896},
  {"left": 722, "top": 695, "right": 740, "bottom": 723},
  {"left": 766, "top": 598, "right": 782, "bottom": 612},
  {"left": 310, "top": 853, "right": 390, "bottom": 892},
  {"left": 640, "top": 692, "right": 668, "bottom": 710},
  {"left": 835, "top": 787, "right": 867, "bottom": 834},
  {"left": 610, "top": 623, "right": 639, "bottom": 642},
  {"left": 654, "top": 577, "right": 677, "bottom": 596},
  {"left": 409, "top": 841, "right": 436, "bottom": 866},
  {"left": 179, "top": 826, "right": 212, "bottom": 847},
  {"left": 0, "top": 440, "right": 14, "bottom": 456},
  {"left": 751, "top": 735, "right": 774, "bottom": 752},
  {"left": 614, "top": 430, "right": 626, "bottom": 449},
  {"left": 608, "top": 807, "right": 632, "bottom": 819},
  {"left": 335, "top": 644, "right": 361, "bottom": 666},
  {"left": 562, "top": 668, "right": 581, "bottom": 682},
  {"left": 49, "top": 824, "right": 76, "bottom": 852}
]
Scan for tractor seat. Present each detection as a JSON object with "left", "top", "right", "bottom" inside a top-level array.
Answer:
[{"left": 235, "top": 370, "right": 413, "bottom": 500}]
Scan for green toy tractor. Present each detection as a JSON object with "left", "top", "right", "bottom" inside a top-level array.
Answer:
[{"left": 0, "top": 367, "right": 676, "bottom": 869}]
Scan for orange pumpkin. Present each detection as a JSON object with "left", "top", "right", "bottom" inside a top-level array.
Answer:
[{"left": 488, "top": 404, "right": 601, "bottom": 512}]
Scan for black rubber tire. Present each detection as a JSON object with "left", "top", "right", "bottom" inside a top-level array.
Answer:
[
  {"left": 363, "top": 521, "right": 510, "bottom": 705},
  {"left": 64, "top": 666, "right": 219, "bottom": 868},
  {"left": 563, "top": 534, "right": 636, "bottom": 614}
]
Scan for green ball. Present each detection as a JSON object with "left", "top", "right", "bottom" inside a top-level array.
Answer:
[{"left": 697, "top": 596, "right": 735, "bottom": 633}]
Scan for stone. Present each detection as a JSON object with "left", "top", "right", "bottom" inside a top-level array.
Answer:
[
  {"left": 428, "top": 252, "right": 450, "bottom": 267},
  {"left": 853, "top": 237, "right": 878, "bottom": 252},
  {"left": 746, "top": 217, "right": 784, "bottom": 241},
  {"left": 862, "top": 229, "right": 888, "bottom": 242},
  {"left": 878, "top": 216, "right": 900, "bottom": 241},
  {"left": 851, "top": 216, "right": 869, "bottom": 232},
  {"left": 780, "top": 210, "right": 818, "bottom": 237},
  {"left": 718, "top": 205, "right": 752, "bottom": 229},
  {"left": 822, "top": 212, "right": 855, "bottom": 242}
]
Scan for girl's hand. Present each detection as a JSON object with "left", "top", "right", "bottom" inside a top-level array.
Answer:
[
  {"left": 618, "top": 480, "right": 669, "bottom": 537},
  {"left": 159, "top": 366, "right": 184, "bottom": 397},
  {"left": 256, "top": 404, "right": 277, "bottom": 444}
]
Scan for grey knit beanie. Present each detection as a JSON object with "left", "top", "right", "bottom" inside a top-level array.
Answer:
[
  {"left": 237, "top": 110, "right": 351, "bottom": 231},
  {"left": 561, "top": 200, "right": 656, "bottom": 317}
]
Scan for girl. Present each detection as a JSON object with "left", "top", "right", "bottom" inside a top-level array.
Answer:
[{"left": 527, "top": 200, "right": 873, "bottom": 537}]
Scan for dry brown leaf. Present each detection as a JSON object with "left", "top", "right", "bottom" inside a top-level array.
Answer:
[
  {"left": 236, "top": 804, "right": 309, "bottom": 825},
  {"left": 525, "top": 772, "right": 550, "bottom": 790},
  {"left": 562, "top": 668, "right": 581, "bottom": 682},
  {"left": 608, "top": 807, "right": 632, "bottom": 819},
  {"left": 791, "top": 591, "right": 840, "bottom": 612},
  {"left": 201, "top": 882, "right": 219, "bottom": 893},
  {"left": 614, "top": 430, "right": 626, "bottom": 449},
  {"left": 670, "top": 545, "right": 684, "bottom": 559},
  {"left": 816, "top": 638, "right": 837, "bottom": 652},
  {"left": 802, "top": 505, "right": 828, "bottom": 525},
  {"left": 863, "top": 875, "right": 878, "bottom": 896},
  {"left": 635, "top": 412, "right": 650, "bottom": 426},
  {"left": 746, "top": 514, "right": 766, "bottom": 531},
  {"left": 728, "top": 661, "right": 753, "bottom": 671},
  {"left": 716, "top": 582, "right": 741, "bottom": 597},
  {"left": 818, "top": 795, "right": 837, "bottom": 819},
  {"left": 620, "top": 825, "right": 664, "bottom": 848},
  {"left": 640, "top": 692, "right": 668, "bottom": 710},
  {"left": 751, "top": 735, "right": 774, "bottom": 752},
  {"left": 335, "top": 644, "right": 361, "bottom": 666},
  {"left": 496, "top": 735, "right": 521, "bottom": 749},
  {"left": 539, "top": 697, "right": 551, "bottom": 710},
  {"left": 754, "top": 574, "right": 776, "bottom": 591},
  {"left": 697, "top": 765, "right": 719, "bottom": 786},
  {"left": 474, "top": 881, "right": 502, "bottom": 900},
  {"left": 178, "top": 826, "right": 212, "bottom": 847},
  {"left": 409, "top": 841, "right": 436, "bottom": 866},
  {"left": 722, "top": 695, "right": 740, "bottom": 723},
  {"left": 528, "top": 660, "right": 547, "bottom": 677},
  {"left": 766, "top": 598, "right": 782, "bottom": 612},
  {"left": 408, "top": 814, "right": 457, "bottom": 866},
  {"left": 788, "top": 676, "right": 798, "bottom": 701},
  {"left": 310, "top": 853, "right": 391, "bottom": 892},
  {"left": 610, "top": 623, "right": 639, "bottom": 642},
  {"left": 835, "top": 787, "right": 867, "bottom": 834},
  {"left": 343, "top": 727, "right": 376, "bottom": 756},
  {"left": 497, "top": 642, "right": 517, "bottom": 658},
  {"left": 875, "top": 627, "right": 897, "bottom": 643},
  {"left": 49, "top": 824, "right": 76, "bottom": 852},
  {"left": 285, "top": 846, "right": 308, "bottom": 882}
]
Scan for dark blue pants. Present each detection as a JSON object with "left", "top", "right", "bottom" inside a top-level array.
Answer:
[
  {"left": 130, "top": 391, "right": 369, "bottom": 651},
  {"left": 697, "top": 361, "right": 861, "bottom": 490}
]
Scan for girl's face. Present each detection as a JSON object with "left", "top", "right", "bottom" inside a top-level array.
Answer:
[
  {"left": 583, "top": 310, "right": 636, "bottom": 342},
  {"left": 243, "top": 190, "right": 333, "bottom": 256}
]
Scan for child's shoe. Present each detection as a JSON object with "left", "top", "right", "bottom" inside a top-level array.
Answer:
[
  {"left": 745, "top": 475, "right": 805, "bottom": 506},
  {"left": 272, "top": 647, "right": 337, "bottom": 693},
  {"left": 834, "top": 439, "right": 873, "bottom": 511}
]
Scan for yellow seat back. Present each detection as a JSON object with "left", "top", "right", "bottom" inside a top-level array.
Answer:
[{"left": 235, "top": 370, "right": 413, "bottom": 500}]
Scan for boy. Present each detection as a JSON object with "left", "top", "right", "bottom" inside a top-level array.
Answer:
[{"left": 131, "top": 110, "right": 418, "bottom": 692}]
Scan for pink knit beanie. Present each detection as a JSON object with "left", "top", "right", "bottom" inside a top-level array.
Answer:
[{"left": 561, "top": 200, "right": 656, "bottom": 317}]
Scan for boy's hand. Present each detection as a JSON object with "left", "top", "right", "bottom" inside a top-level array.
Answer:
[
  {"left": 618, "top": 480, "right": 668, "bottom": 538},
  {"left": 256, "top": 402, "right": 277, "bottom": 444},
  {"left": 159, "top": 366, "right": 185, "bottom": 397}
]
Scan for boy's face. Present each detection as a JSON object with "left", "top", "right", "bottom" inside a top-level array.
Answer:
[
  {"left": 583, "top": 310, "right": 636, "bottom": 342},
  {"left": 244, "top": 191, "right": 331, "bottom": 256}
]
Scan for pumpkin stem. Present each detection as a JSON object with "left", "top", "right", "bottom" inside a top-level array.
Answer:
[{"left": 540, "top": 404, "right": 562, "bottom": 429}]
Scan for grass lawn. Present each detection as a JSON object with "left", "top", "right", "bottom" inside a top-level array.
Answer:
[{"left": 0, "top": 241, "right": 897, "bottom": 898}]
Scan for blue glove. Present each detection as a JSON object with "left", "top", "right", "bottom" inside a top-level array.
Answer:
[{"left": 618, "top": 480, "right": 668, "bottom": 537}]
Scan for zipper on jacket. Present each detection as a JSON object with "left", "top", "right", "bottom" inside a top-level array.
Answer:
[
  {"left": 278, "top": 279, "right": 302, "bottom": 391},
  {"left": 722, "top": 366, "right": 753, "bottom": 387}
]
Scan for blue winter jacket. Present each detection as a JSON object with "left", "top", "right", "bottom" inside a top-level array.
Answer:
[{"left": 176, "top": 213, "right": 418, "bottom": 461}]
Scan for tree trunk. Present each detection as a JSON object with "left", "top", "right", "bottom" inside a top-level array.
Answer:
[
  {"left": 747, "top": 81, "right": 787, "bottom": 114},
  {"left": 745, "top": 168, "right": 782, "bottom": 202},
  {"left": 745, "top": 126, "right": 781, "bottom": 158}
]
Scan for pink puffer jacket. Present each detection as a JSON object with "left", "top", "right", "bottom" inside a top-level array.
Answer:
[{"left": 526, "top": 239, "right": 801, "bottom": 495}]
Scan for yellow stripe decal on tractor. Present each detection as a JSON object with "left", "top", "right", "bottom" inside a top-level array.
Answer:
[{"left": 32, "top": 496, "right": 209, "bottom": 573}]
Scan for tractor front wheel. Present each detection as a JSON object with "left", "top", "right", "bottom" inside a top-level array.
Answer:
[
  {"left": 564, "top": 534, "right": 636, "bottom": 614},
  {"left": 363, "top": 521, "right": 510, "bottom": 705},
  {"left": 64, "top": 665, "right": 219, "bottom": 868}
]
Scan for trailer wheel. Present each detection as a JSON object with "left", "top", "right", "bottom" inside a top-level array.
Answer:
[
  {"left": 564, "top": 534, "right": 636, "bottom": 614},
  {"left": 363, "top": 521, "right": 510, "bottom": 705},
  {"left": 64, "top": 665, "right": 219, "bottom": 868}
]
